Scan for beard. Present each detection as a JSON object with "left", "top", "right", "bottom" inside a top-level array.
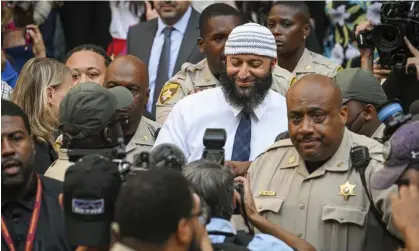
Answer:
[
  {"left": 1, "top": 155, "right": 34, "bottom": 189},
  {"left": 219, "top": 70, "right": 273, "bottom": 113}
]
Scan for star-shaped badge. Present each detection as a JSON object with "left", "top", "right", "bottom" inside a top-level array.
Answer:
[{"left": 339, "top": 181, "right": 356, "bottom": 201}]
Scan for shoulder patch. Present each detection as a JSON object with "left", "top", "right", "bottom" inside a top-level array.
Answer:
[
  {"left": 159, "top": 82, "right": 180, "bottom": 105},
  {"left": 53, "top": 137, "right": 63, "bottom": 152}
]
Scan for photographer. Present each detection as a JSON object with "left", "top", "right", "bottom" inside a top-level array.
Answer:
[
  {"left": 60, "top": 154, "right": 122, "bottom": 251},
  {"left": 183, "top": 160, "right": 316, "bottom": 251},
  {"left": 335, "top": 68, "right": 387, "bottom": 139},
  {"left": 44, "top": 82, "right": 133, "bottom": 181},
  {"left": 354, "top": 17, "right": 419, "bottom": 113},
  {"left": 371, "top": 119, "right": 419, "bottom": 250},
  {"left": 112, "top": 168, "right": 213, "bottom": 251}
]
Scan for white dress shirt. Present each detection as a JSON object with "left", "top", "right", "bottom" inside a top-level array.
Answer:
[
  {"left": 146, "top": 6, "right": 192, "bottom": 112},
  {"left": 154, "top": 87, "right": 288, "bottom": 163}
]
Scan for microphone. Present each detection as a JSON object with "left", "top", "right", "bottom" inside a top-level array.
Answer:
[{"left": 149, "top": 143, "right": 186, "bottom": 170}]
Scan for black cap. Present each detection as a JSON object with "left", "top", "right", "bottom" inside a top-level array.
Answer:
[
  {"left": 335, "top": 68, "right": 387, "bottom": 105},
  {"left": 59, "top": 82, "right": 133, "bottom": 139},
  {"left": 63, "top": 154, "right": 122, "bottom": 247}
]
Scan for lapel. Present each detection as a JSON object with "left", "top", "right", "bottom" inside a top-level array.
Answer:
[
  {"left": 293, "top": 48, "right": 315, "bottom": 76},
  {"left": 126, "top": 118, "right": 155, "bottom": 153},
  {"left": 139, "top": 20, "right": 158, "bottom": 66},
  {"left": 173, "top": 9, "right": 200, "bottom": 74}
]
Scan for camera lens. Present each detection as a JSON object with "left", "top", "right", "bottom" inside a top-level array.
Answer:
[
  {"left": 373, "top": 24, "right": 401, "bottom": 52},
  {"left": 383, "top": 30, "right": 396, "bottom": 42}
]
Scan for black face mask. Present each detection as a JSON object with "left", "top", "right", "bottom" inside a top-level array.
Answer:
[{"left": 346, "top": 107, "right": 366, "bottom": 133}]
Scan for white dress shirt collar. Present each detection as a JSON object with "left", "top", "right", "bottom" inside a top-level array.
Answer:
[{"left": 156, "top": 5, "right": 192, "bottom": 35}]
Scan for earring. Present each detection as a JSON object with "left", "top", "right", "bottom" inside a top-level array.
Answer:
[{"left": 304, "top": 35, "right": 307, "bottom": 40}]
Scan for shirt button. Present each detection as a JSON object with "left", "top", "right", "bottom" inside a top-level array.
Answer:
[
  {"left": 299, "top": 204, "right": 305, "bottom": 210},
  {"left": 258, "top": 205, "right": 262, "bottom": 210},
  {"left": 340, "top": 216, "right": 345, "bottom": 221},
  {"left": 297, "top": 232, "right": 303, "bottom": 237}
]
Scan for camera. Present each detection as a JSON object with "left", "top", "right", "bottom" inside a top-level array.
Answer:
[
  {"left": 353, "top": 1, "right": 419, "bottom": 69},
  {"left": 201, "top": 128, "right": 227, "bottom": 165},
  {"left": 378, "top": 100, "right": 413, "bottom": 142}
]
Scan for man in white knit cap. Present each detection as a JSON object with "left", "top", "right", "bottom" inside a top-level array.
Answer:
[{"left": 154, "top": 23, "right": 288, "bottom": 171}]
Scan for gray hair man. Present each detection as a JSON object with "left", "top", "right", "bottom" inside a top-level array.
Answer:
[{"left": 183, "top": 160, "right": 315, "bottom": 251}]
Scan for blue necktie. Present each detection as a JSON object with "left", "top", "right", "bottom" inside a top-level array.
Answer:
[{"left": 231, "top": 111, "right": 251, "bottom": 161}]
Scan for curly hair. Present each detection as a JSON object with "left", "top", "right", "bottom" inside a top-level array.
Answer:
[{"left": 66, "top": 44, "right": 112, "bottom": 67}]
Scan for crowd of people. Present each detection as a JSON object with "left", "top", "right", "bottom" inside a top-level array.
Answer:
[{"left": 2, "top": 1, "right": 419, "bottom": 251}]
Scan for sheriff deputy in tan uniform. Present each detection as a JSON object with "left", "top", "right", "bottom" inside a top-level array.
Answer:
[
  {"left": 335, "top": 68, "right": 387, "bottom": 140},
  {"left": 247, "top": 74, "right": 402, "bottom": 251},
  {"left": 45, "top": 82, "right": 134, "bottom": 181},
  {"left": 267, "top": 2, "right": 342, "bottom": 81},
  {"left": 48, "top": 56, "right": 161, "bottom": 181},
  {"left": 155, "top": 4, "right": 295, "bottom": 124}
]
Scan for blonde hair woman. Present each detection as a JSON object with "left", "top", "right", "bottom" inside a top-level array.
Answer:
[{"left": 11, "top": 57, "right": 73, "bottom": 174}]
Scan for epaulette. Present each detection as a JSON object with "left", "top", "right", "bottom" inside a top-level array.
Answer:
[
  {"left": 310, "top": 51, "right": 342, "bottom": 70},
  {"left": 265, "top": 138, "right": 294, "bottom": 152},
  {"left": 253, "top": 139, "right": 294, "bottom": 160},
  {"left": 181, "top": 60, "right": 205, "bottom": 73},
  {"left": 272, "top": 65, "right": 294, "bottom": 80}
]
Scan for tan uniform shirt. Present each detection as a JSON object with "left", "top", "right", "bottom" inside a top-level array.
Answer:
[
  {"left": 125, "top": 116, "right": 161, "bottom": 163},
  {"left": 371, "top": 123, "right": 386, "bottom": 140},
  {"left": 45, "top": 116, "right": 160, "bottom": 181},
  {"left": 292, "top": 48, "right": 343, "bottom": 80},
  {"left": 44, "top": 148, "right": 74, "bottom": 181},
  {"left": 155, "top": 58, "right": 295, "bottom": 124},
  {"left": 248, "top": 129, "right": 401, "bottom": 251}
]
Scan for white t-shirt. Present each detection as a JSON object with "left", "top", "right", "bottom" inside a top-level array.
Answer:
[{"left": 154, "top": 87, "right": 288, "bottom": 163}]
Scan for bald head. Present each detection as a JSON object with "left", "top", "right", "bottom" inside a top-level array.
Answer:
[
  {"left": 104, "top": 55, "right": 149, "bottom": 139},
  {"left": 287, "top": 74, "right": 343, "bottom": 110},
  {"left": 286, "top": 74, "right": 348, "bottom": 164},
  {"left": 107, "top": 55, "right": 148, "bottom": 90}
]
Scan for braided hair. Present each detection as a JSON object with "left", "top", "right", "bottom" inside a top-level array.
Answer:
[{"left": 65, "top": 44, "right": 112, "bottom": 67}]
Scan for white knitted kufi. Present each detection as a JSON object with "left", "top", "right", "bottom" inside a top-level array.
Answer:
[{"left": 224, "top": 23, "right": 277, "bottom": 59}]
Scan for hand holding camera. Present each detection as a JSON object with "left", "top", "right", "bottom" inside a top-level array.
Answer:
[
  {"left": 354, "top": 20, "right": 391, "bottom": 80},
  {"left": 226, "top": 161, "right": 251, "bottom": 177},
  {"left": 354, "top": 20, "right": 375, "bottom": 57},
  {"left": 234, "top": 176, "right": 258, "bottom": 219},
  {"left": 404, "top": 36, "right": 419, "bottom": 80}
]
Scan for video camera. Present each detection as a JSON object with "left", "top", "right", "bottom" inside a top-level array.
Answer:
[
  {"left": 202, "top": 128, "right": 227, "bottom": 165},
  {"left": 200, "top": 129, "right": 248, "bottom": 217},
  {"left": 378, "top": 99, "right": 413, "bottom": 142},
  {"left": 353, "top": 1, "right": 419, "bottom": 71}
]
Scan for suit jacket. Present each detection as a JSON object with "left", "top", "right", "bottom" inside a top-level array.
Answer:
[{"left": 127, "top": 8, "right": 204, "bottom": 76}]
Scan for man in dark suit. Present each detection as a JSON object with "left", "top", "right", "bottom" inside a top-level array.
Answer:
[{"left": 127, "top": 1, "right": 204, "bottom": 120}]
